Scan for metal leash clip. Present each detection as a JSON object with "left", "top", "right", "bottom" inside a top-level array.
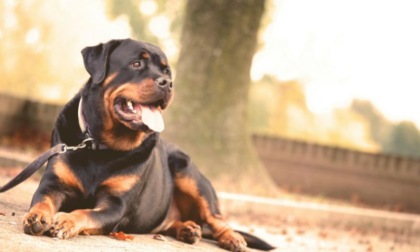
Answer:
[{"left": 59, "top": 138, "right": 97, "bottom": 154}]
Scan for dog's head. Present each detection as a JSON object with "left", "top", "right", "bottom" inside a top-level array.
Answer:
[{"left": 81, "top": 39, "right": 173, "bottom": 150}]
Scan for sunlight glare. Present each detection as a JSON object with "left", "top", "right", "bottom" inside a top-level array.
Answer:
[
  {"left": 254, "top": 0, "right": 420, "bottom": 127},
  {"left": 139, "top": 0, "right": 158, "bottom": 16},
  {"left": 38, "top": 84, "right": 62, "bottom": 101},
  {"left": 149, "top": 15, "right": 171, "bottom": 39},
  {"left": 25, "top": 28, "right": 40, "bottom": 44},
  {"left": 161, "top": 38, "right": 178, "bottom": 61},
  {"left": 5, "top": 0, "right": 16, "bottom": 8}
]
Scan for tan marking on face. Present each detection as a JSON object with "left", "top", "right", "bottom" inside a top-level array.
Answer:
[
  {"left": 101, "top": 78, "right": 157, "bottom": 151},
  {"left": 141, "top": 52, "right": 150, "bottom": 59},
  {"left": 108, "top": 79, "right": 156, "bottom": 103},
  {"left": 53, "top": 159, "right": 84, "bottom": 192},
  {"left": 100, "top": 175, "right": 140, "bottom": 194},
  {"left": 161, "top": 60, "right": 167, "bottom": 67},
  {"left": 103, "top": 72, "right": 118, "bottom": 87}
]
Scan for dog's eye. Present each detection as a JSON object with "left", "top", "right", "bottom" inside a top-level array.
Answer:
[
  {"left": 163, "top": 68, "right": 171, "bottom": 76},
  {"left": 131, "top": 60, "right": 144, "bottom": 69}
]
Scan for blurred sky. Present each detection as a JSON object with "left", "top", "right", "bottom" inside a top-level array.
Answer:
[{"left": 252, "top": 0, "right": 420, "bottom": 127}]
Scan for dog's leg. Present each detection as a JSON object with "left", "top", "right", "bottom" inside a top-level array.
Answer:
[
  {"left": 164, "top": 220, "right": 202, "bottom": 244},
  {"left": 50, "top": 195, "right": 126, "bottom": 239},
  {"left": 168, "top": 151, "right": 247, "bottom": 251},
  {"left": 23, "top": 193, "right": 63, "bottom": 235},
  {"left": 51, "top": 210, "right": 99, "bottom": 238},
  {"left": 173, "top": 176, "right": 246, "bottom": 251},
  {"left": 50, "top": 173, "right": 139, "bottom": 239}
]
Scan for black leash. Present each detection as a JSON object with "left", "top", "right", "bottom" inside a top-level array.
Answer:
[{"left": 0, "top": 138, "right": 97, "bottom": 193}]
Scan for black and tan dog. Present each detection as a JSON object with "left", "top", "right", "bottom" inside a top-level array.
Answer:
[{"left": 22, "top": 39, "right": 273, "bottom": 251}]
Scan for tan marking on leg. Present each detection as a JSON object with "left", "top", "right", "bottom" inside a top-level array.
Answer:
[
  {"left": 174, "top": 176, "right": 230, "bottom": 238},
  {"left": 34, "top": 196, "right": 57, "bottom": 214},
  {"left": 100, "top": 175, "right": 140, "bottom": 195},
  {"left": 23, "top": 194, "right": 61, "bottom": 235},
  {"left": 165, "top": 220, "right": 202, "bottom": 244},
  {"left": 174, "top": 177, "right": 247, "bottom": 250},
  {"left": 51, "top": 209, "right": 103, "bottom": 239},
  {"left": 53, "top": 159, "right": 84, "bottom": 192},
  {"left": 217, "top": 229, "right": 247, "bottom": 251}
]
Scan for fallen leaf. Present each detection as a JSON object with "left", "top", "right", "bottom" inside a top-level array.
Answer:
[
  {"left": 318, "top": 231, "right": 328, "bottom": 239},
  {"left": 109, "top": 231, "right": 134, "bottom": 241},
  {"left": 296, "top": 228, "right": 305, "bottom": 235}
]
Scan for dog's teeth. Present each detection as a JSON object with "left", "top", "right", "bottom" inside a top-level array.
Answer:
[
  {"left": 127, "top": 100, "right": 133, "bottom": 109},
  {"left": 127, "top": 100, "right": 136, "bottom": 113}
]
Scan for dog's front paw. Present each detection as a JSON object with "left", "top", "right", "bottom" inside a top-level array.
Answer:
[
  {"left": 218, "top": 230, "right": 247, "bottom": 252},
  {"left": 50, "top": 212, "right": 80, "bottom": 239},
  {"left": 23, "top": 209, "right": 53, "bottom": 235},
  {"left": 176, "top": 221, "right": 202, "bottom": 244}
]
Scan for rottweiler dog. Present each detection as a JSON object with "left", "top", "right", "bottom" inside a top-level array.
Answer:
[{"left": 22, "top": 39, "right": 273, "bottom": 251}]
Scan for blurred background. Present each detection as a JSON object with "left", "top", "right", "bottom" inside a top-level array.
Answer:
[{"left": 1, "top": 0, "right": 420, "bottom": 213}]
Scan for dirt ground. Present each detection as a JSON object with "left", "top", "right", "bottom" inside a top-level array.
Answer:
[{"left": 1, "top": 171, "right": 419, "bottom": 252}]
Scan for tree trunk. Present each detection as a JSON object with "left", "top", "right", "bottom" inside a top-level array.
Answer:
[{"left": 165, "top": 0, "right": 276, "bottom": 194}]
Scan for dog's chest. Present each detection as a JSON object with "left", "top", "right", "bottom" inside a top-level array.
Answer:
[{"left": 57, "top": 149, "right": 155, "bottom": 198}]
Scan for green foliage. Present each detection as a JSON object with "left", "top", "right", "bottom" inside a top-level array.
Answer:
[
  {"left": 350, "top": 99, "right": 392, "bottom": 146},
  {"left": 351, "top": 100, "right": 420, "bottom": 158},
  {"left": 383, "top": 121, "right": 420, "bottom": 158}
]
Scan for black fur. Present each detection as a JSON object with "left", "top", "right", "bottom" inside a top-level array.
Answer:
[{"left": 23, "top": 39, "right": 274, "bottom": 251}]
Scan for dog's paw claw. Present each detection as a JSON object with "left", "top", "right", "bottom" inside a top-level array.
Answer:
[
  {"left": 177, "top": 221, "right": 202, "bottom": 244},
  {"left": 23, "top": 211, "right": 52, "bottom": 236},
  {"left": 218, "top": 230, "right": 247, "bottom": 252},
  {"left": 50, "top": 212, "right": 79, "bottom": 239}
]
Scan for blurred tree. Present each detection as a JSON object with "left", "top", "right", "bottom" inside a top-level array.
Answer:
[
  {"left": 384, "top": 121, "right": 420, "bottom": 158},
  {"left": 165, "top": 0, "right": 276, "bottom": 194},
  {"left": 249, "top": 77, "right": 377, "bottom": 152},
  {"left": 350, "top": 99, "right": 392, "bottom": 147},
  {"left": 249, "top": 76, "right": 310, "bottom": 137},
  {"left": 351, "top": 99, "right": 420, "bottom": 158},
  {"left": 269, "top": 79, "right": 308, "bottom": 136}
]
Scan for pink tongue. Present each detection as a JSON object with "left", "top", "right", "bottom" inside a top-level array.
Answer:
[{"left": 140, "top": 105, "right": 164, "bottom": 132}]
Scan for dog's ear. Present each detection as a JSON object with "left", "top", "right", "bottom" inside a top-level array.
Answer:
[{"left": 81, "top": 40, "right": 123, "bottom": 84}]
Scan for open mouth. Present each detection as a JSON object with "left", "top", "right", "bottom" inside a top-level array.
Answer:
[{"left": 114, "top": 97, "right": 165, "bottom": 132}]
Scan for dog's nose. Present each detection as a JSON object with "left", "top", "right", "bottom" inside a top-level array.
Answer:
[{"left": 156, "top": 77, "right": 173, "bottom": 90}]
